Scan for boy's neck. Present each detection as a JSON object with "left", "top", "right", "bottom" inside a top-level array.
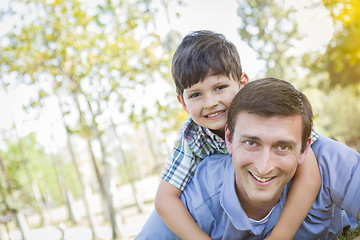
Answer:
[{"left": 210, "top": 128, "right": 225, "bottom": 140}]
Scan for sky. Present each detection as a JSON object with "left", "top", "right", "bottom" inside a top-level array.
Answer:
[{"left": 0, "top": 0, "right": 334, "bottom": 151}]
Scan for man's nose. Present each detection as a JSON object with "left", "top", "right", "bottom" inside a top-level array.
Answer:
[{"left": 255, "top": 150, "right": 273, "bottom": 175}]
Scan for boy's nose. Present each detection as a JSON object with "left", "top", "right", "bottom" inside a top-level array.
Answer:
[{"left": 204, "top": 95, "right": 218, "bottom": 109}]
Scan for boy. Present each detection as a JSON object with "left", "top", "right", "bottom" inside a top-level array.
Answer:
[{"left": 155, "top": 30, "right": 321, "bottom": 240}]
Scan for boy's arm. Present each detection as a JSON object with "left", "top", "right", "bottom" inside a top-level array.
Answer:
[
  {"left": 155, "top": 180, "right": 212, "bottom": 240},
  {"left": 266, "top": 148, "right": 321, "bottom": 240}
]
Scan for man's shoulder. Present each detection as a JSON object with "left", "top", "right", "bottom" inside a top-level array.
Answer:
[
  {"left": 194, "top": 154, "right": 231, "bottom": 178},
  {"left": 311, "top": 135, "right": 359, "bottom": 159},
  {"left": 181, "top": 154, "right": 231, "bottom": 206},
  {"left": 308, "top": 135, "right": 360, "bottom": 231}
]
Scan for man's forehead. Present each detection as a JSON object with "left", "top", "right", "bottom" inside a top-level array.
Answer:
[{"left": 233, "top": 112, "right": 303, "bottom": 143}]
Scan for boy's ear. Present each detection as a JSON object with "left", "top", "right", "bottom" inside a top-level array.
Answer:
[
  {"left": 177, "top": 95, "right": 189, "bottom": 113},
  {"left": 225, "top": 124, "right": 233, "bottom": 154},
  {"left": 240, "top": 73, "right": 249, "bottom": 89},
  {"left": 298, "top": 137, "right": 312, "bottom": 165}
]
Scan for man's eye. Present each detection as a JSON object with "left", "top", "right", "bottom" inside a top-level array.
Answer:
[
  {"left": 278, "top": 145, "right": 291, "bottom": 151},
  {"left": 245, "top": 140, "right": 256, "bottom": 146},
  {"left": 189, "top": 93, "right": 200, "bottom": 98}
]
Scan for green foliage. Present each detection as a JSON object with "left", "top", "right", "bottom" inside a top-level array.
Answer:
[
  {"left": 0, "top": 0, "right": 175, "bottom": 131},
  {"left": 0, "top": 172, "right": 34, "bottom": 216},
  {"left": 339, "top": 222, "right": 360, "bottom": 240},
  {"left": 118, "top": 151, "right": 139, "bottom": 183},
  {"left": 237, "top": 0, "right": 360, "bottom": 149},
  {"left": 312, "top": 0, "right": 360, "bottom": 89},
  {"left": 0, "top": 1, "right": 180, "bottom": 221},
  {"left": 0, "top": 132, "right": 83, "bottom": 219},
  {"left": 307, "top": 1, "right": 360, "bottom": 148},
  {"left": 0, "top": 134, "right": 40, "bottom": 216},
  {"left": 313, "top": 86, "right": 360, "bottom": 151},
  {"left": 62, "top": 161, "right": 82, "bottom": 199},
  {"left": 237, "top": 0, "right": 304, "bottom": 81}
]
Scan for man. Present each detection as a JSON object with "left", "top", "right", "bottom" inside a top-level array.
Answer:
[{"left": 136, "top": 78, "right": 360, "bottom": 240}]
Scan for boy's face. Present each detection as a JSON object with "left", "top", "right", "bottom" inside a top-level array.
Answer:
[{"left": 178, "top": 74, "right": 248, "bottom": 137}]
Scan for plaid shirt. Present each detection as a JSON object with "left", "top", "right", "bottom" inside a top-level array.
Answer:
[{"left": 162, "top": 117, "right": 320, "bottom": 192}]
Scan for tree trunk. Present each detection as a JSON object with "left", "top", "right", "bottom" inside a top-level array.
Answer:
[
  {"left": 57, "top": 97, "right": 99, "bottom": 239},
  {"left": 15, "top": 214, "right": 29, "bottom": 240},
  {"left": 12, "top": 123, "right": 46, "bottom": 224},
  {"left": 72, "top": 92, "right": 121, "bottom": 239},
  {"left": 109, "top": 113, "right": 144, "bottom": 213},
  {"left": 51, "top": 155, "right": 78, "bottom": 223},
  {"left": 39, "top": 97, "right": 78, "bottom": 224}
]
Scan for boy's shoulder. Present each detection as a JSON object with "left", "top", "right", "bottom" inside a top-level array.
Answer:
[
  {"left": 179, "top": 116, "right": 199, "bottom": 141},
  {"left": 179, "top": 117, "right": 218, "bottom": 142},
  {"left": 177, "top": 117, "right": 227, "bottom": 158}
]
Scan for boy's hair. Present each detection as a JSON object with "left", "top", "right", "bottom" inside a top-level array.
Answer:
[
  {"left": 172, "top": 30, "right": 243, "bottom": 96},
  {"left": 227, "top": 77, "right": 313, "bottom": 153}
]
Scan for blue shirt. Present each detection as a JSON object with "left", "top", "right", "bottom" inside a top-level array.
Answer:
[{"left": 136, "top": 136, "right": 360, "bottom": 240}]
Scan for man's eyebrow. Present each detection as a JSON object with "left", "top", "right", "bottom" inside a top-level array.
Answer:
[
  {"left": 240, "top": 135, "right": 297, "bottom": 146},
  {"left": 276, "top": 140, "right": 297, "bottom": 146},
  {"left": 240, "top": 135, "right": 260, "bottom": 141}
]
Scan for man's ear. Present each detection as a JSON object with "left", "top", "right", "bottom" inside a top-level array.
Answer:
[
  {"left": 225, "top": 124, "right": 233, "bottom": 154},
  {"left": 239, "top": 73, "right": 249, "bottom": 89},
  {"left": 177, "top": 95, "right": 189, "bottom": 113},
  {"left": 298, "top": 137, "right": 312, "bottom": 165}
]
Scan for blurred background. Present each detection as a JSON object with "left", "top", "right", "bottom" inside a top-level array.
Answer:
[{"left": 0, "top": 0, "right": 359, "bottom": 239}]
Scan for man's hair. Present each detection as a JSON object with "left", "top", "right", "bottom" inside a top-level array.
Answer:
[
  {"left": 172, "top": 30, "right": 243, "bottom": 96},
  {"left": 227, "top": 77, "right": 313, "bottom": 153}
]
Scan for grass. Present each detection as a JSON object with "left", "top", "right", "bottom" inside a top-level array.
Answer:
[{"left": 339, "top": 223, "right": 360, "bottom": 240}]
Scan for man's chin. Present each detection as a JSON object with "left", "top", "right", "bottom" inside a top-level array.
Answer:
[{"left": 247, "top": 191, "right": 280, "bottom": 205}]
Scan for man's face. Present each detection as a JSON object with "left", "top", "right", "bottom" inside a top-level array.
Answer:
[
  {"left": 178, "top": 74, "right": 247, "bottom": 137},
  {"left": 225, "top": 112, "right": 310, "bottom": 208}
]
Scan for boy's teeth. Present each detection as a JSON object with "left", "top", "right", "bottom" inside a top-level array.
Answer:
[
  {"left": 208, "top": 112, "right": 221, "bottom": 118},
  {"left": 251, "top": 173, "right": 272, "bottom": 183}
]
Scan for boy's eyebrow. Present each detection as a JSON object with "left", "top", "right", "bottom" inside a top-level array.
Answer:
[
  {"left": 183, "top": 77, "right": 232, "bottom": 95},
  {"left": 183, "top": 87, "right": 201, "bottom": 95}
]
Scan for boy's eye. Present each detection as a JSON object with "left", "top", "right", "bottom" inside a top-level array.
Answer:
[
  {"left": 189, "top": 92, "right": 200, "bottom": 99},
  {"left": 215, "top": 85, "right": 226, "bottom": 91}
]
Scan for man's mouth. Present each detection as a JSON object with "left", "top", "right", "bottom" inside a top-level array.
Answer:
[{"left": 250, "top": 172, "right": 274, "bottom": 183}]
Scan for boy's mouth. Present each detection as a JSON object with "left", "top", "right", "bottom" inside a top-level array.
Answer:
[{"left": 206, "top": 111, "right": 226, "bottom": 118}]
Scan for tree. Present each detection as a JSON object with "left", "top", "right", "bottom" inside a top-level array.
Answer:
[
  {"left": 312, "top": 0, "right": 360, "bottom": 89},
  {"left": 237, "top": 0, "right": 304, "bottom": 82},
  {"left": 0, "top": 135, "right": 43, "bottom": 240},
  {"left": 0, "top": 0, "right": 175, "bottom": 238},
  {"left": 236, "top": 0, "right": 360, "bottom": 150}
]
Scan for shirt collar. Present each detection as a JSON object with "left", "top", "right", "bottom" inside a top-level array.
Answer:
[
  {"left": 220, "top": 161, "right": 252, "bottom": 230},
  {"left": 185, "top": 119, "right": 227, "bottom": 157}
]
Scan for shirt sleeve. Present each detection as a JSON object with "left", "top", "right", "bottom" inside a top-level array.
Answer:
[
  {"left": 162, "top": 131, "right": 198, "bottom": 192},
  {"left": 311, "top": 136, "right": 360, "bottom": 220}
]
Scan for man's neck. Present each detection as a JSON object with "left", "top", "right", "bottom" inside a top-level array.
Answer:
[
  {"left": 235, "top": 182, "right": 281, "bottom": 221},
  {"left": 242, "top": 201, "right": 277, "bottom": 221}
]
